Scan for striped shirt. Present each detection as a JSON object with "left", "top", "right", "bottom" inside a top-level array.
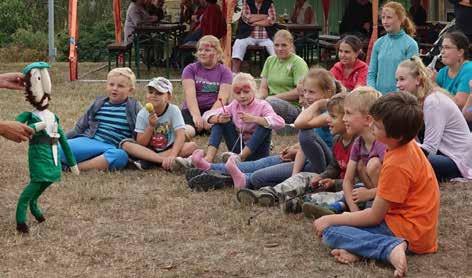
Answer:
[{"left": 93, "top": 101, "right": 132, "bottom": 146}]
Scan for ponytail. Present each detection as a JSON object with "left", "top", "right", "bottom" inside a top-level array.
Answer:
[{"left": 383, "top": 1, "right": 416, "bottom": 36}]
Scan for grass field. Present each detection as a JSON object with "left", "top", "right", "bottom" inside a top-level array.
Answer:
[{"left": 0, "top": 62, "right": 471, "bottom": 277}]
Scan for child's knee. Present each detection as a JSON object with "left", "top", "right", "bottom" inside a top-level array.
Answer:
[
  {"left": 366, "top": 157, "right": 381, "bottom": 177},
  {"left": 104, "top": 149, "right": 129, "bottom": 170}
]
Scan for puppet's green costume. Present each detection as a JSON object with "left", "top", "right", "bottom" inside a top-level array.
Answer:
[{"left": 15, "top": 112, "right": 76, "bottom": 224}]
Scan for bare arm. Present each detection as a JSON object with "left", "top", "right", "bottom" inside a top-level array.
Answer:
[
  {"left": 314, "top": 196, "right": 391, "bottom": 236},
  {"left": 454, "top": 92, "right": 469, "bottom": 109},
  {"left": 294, "top": 99, "right": 329, "bottom": 129},
  {"left": 292, "top": 149, "right": 305, "bottom": 175},
  {"left": 342, "top": 160, "right": 360, "bottom": 212},
  {"left": 462, "top": 81, "right": 472, "bottom": 122},
  {"left": 270, "top": 88, "right": 300, "bottom": 102},
  {"left": 210, "top": 83, "right": 231, "bottom": 110},
  {"left": 258, "top": 78, "right": 269, "bottom": 99},
  {"left": 0, "top": 72, "right": 25, "bottom": 90}
]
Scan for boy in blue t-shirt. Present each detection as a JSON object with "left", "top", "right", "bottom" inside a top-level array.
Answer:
[{"left": 121, "top": 77, "right": 197, "bottom": 170}]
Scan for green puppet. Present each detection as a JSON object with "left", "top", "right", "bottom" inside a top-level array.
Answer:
[{"left": 15, "top": 62, "right": 79, "bottom": 234}]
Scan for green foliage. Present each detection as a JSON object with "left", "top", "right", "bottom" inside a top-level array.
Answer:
[
  {"left": 77, "top": 20, "right": 116, "bottom": 62},
  {"left": 11, "top": 28, "right": 48, "bottom": 50},
  {"left": 0, "top": 0, "right": 32, "bottom": 45}
]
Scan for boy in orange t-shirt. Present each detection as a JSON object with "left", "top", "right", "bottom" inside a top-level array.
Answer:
[{"left": 314, "top": 92, "right": 439, "bottom": 278}]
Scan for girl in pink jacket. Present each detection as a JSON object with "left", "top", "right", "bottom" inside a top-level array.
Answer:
[{"left": 192, "top": 72, "right": 285, "bottom": 166}]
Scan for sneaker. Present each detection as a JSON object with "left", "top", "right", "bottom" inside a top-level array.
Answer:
[
  {"left": 236, "top": 188, "right": 277, "bottom": 207},
  {"left": 282, "top": 197, "right": 303, "bottom": 214},
  {"left": 302, "top": 202, "right": 334, "bottom": 219},
  {"left": 188, "top": 171, "right": 233, "bottom": 192},
  {"left": 219, "top": 152, "right": 240, "bottom": 163},
  {"left": 174, "top": 156, "right": 193, "bottom": 170},
  {"left": 185, "top": 168, "right": 205, "bottom": 182}
]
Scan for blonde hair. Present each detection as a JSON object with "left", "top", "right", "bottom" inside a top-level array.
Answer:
[
  {"left": 107, "top": 67, "right": 136, "bottom": 90},
  {"left": 397, "top": 56, "right": 437, "bottom": 102},
  {"left": 345, "top": 86, "right": 382, "bottom": 114},
  {"left": 274, "top": 29, "right": 295, "bottom": 53},
  {"left": 232, "top": 72, "right": 257, "bottom": 92},
  {"left": 383, "top": 1, "right": 416, "bottom": 36},
  {"left": 196, "top": 35, "right": 224, "bottom": 62},
  {"left": 304, "top": 67, "right": 342, "bottom": 99}
]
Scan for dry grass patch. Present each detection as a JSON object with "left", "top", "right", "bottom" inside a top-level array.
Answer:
[{"left": 0, "top": 63, "right": 471, "bottom": 277}]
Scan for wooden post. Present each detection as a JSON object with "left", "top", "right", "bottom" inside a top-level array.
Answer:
[
  {"left": 367, "top": 0, "right": 379, "bottom": 65},
  {"left": 68, "top": 0, "right": 78, "bottom": 81}
]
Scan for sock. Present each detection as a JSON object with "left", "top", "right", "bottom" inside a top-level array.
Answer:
[
  {"left": 191, "top": 149, "right": 210, "bottom": 171},
  {"left": 225, "top": 155, "right": 247, "bottom": 189}
]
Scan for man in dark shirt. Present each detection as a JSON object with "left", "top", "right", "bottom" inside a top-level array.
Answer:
[
  {"left": 339, "top": 0, "right": 372, "bottom": 39},
  {"left": 449, "top": 0, "right": 472, "bottom": 42}
]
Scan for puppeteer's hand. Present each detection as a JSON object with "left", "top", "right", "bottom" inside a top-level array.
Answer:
[
  {"left": 0, "top": 72, "right": 25, "bottom": 90},
  {"left": 0, "top": 121, "right": 33, "bottom": 143},
  {"left": 70, "top": 165, "right": 80, "bottom": 175}
]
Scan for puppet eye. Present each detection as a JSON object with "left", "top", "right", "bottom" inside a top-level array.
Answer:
[{"left": 38, "top": 77, "right": 41, "bottom": 80}]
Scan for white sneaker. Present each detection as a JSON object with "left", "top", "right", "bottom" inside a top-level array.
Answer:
[{"left": 174, "top": 156, "right": 193, "bottom": 171}]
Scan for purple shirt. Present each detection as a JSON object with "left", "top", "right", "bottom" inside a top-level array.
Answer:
[
  {"left": 181, "top": 62, "right": 232, "bottom": 111},
  {"left": 349, "top": 136, "right": 387, "bottom": 165}
]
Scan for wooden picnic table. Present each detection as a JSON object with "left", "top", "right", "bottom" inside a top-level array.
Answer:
[{"left": 134, "top": 23, "right": 185, "bottom": 78}]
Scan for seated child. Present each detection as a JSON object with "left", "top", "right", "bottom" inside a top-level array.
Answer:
[
  {"left": 121, "top": 77, "right": 197, "bottom": 170},
  {"left": 191, "top": 72, "right": 285, "bottom": 164},
  {"left": 187, "top": 69, "right": 342, "bottom": 191},
  {"left": 314, "top": 92, "right": 440, "bottom": 277},
  {"left": 62, "top": 68, "right": 141, "bottom": 171},
  {"left": 236, "top": 93, "right": 353, "bottom": 208}
]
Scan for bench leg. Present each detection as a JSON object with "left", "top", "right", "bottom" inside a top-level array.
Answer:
[{"left": 108, "top": 52, "right": 112, "bottom": 72}]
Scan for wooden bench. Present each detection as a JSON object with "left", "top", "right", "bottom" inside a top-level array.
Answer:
[{"left": 107, "top": 42, "right": 133, "bottom": 71}]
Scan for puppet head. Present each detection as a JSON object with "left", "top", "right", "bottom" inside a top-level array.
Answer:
[{"left": 22, "top": 62, "right": 52, "bottom": 111}]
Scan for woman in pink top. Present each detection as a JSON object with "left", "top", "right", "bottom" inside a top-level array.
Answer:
[
  {"left": 192, "top": 72, "right": 285, "bottom": 163},
  {"left": 330, "top": 35, "right": 368, "bottom": 91}
]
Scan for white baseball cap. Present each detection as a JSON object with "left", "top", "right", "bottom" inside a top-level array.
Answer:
[{"left": 147, "top": 77, "right": 173, "bottom": 95}]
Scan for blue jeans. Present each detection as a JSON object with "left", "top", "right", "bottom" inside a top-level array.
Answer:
[
  {"left": 322, "top": 221, "right": 405, "bottom": 262},
  {"left": 428, "top": 153, "right": 462, "bottom": 181},
  {"left": 210, "top": 155, "right": 317, "bottom": 189},
  {"left": 208, "top": 122, "right": 271, "bottom": 161},
  {"left": 59, "top": 137, "right": 129, "bottom": 170}
]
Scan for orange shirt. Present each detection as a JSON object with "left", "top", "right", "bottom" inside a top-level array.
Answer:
[{"left": 377, "top": 140, "right": 440, "bottom": 254}]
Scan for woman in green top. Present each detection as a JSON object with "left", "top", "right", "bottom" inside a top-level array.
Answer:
[{"left": 259, "top": 29, "right": 309, "bottom": 123}]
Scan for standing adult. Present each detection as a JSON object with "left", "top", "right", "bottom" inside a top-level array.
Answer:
[
  {"left": 409, "top": 0, "right": 427, "bottom": 26},
  {"left": 124, "top": 0, "right": 159, "bottom": 44},
  {"left": 231, "top": 0, "right": 277, "bottom": 73},
  {"left": 339, "top": 0, "right": 372, "bottom": 39},
  {"left": 182, "top": 0, "right": 226, "bottom": 43},
  {"left": 181, "top": 35, "right": 232, "bottom": 137},
  {"left": 259, "top": 30, "right": 308, "bottom": 124},
  {"left": 0, "top": 72, "right": 34, "bottom": 142},
  {"left": 449, "top": 0, "right": 472, "bottom": 42},
  {"left": 330, "top": 35, "right": 368, "bottom": 91},
  {"left": 290, "top": 0, "right": 315, "bottom": 25},
  {"left": 436, "top": 31, "right": 472, "bottom": 109},
  {"left": 367, "top": 1, "right": 418, "bottom": 94}
]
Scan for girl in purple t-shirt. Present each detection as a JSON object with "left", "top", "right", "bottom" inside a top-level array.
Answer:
[{"left": 181, "top": 35, "right": 232, "bottom": 137}]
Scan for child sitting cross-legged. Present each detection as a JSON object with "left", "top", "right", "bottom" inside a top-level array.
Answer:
[
  {"left": 314, "top": 92, "right": 440, "bottom": 278},
  {"left": 190, "top": 72, "right": 285, "bottom": 166},
  {"left": 236, "top": 92, "right": 353, "bottom": 209},
  {"left": 121, "top": 77, "right": 197, "bottom": 170}
]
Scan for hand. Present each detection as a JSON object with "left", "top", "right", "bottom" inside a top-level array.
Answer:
[
  {"left": 148, "top": 113, "right": 158, "bottom": 127},
  {"left": 313, "top": 215, "right": 333, "bottom": 237},
  {"left": 70, "top": 165, "right": 80, "bottom": 175},
  {"left": 318, "top": 178, "right": 335, "bottom": 190},
  {"left": 238, "top": 112, "right": 258, "bottom": 123},
  {"left": 279, "top": 146, "right": 297, "bottom": 161},
  {"left": 0, "top": 121, "right": 33, "bottom": 142},
  {"left": 216, "top": 113, "right": 231, "bottom": 124},
  {"left": 192, "top": 115, "right": 204, "bottom": 131},
  {"left": 352, "top": 187, "right": 373, "bottom": 203},
  {"left": 162, "top": 156, "right": 176, "bottom": 171},
  {"left": 0, "top": 72, "right": 25, "bottom": 90},
  {"left": 309, "top": 175, "right": 322, "bottom": 188}
]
